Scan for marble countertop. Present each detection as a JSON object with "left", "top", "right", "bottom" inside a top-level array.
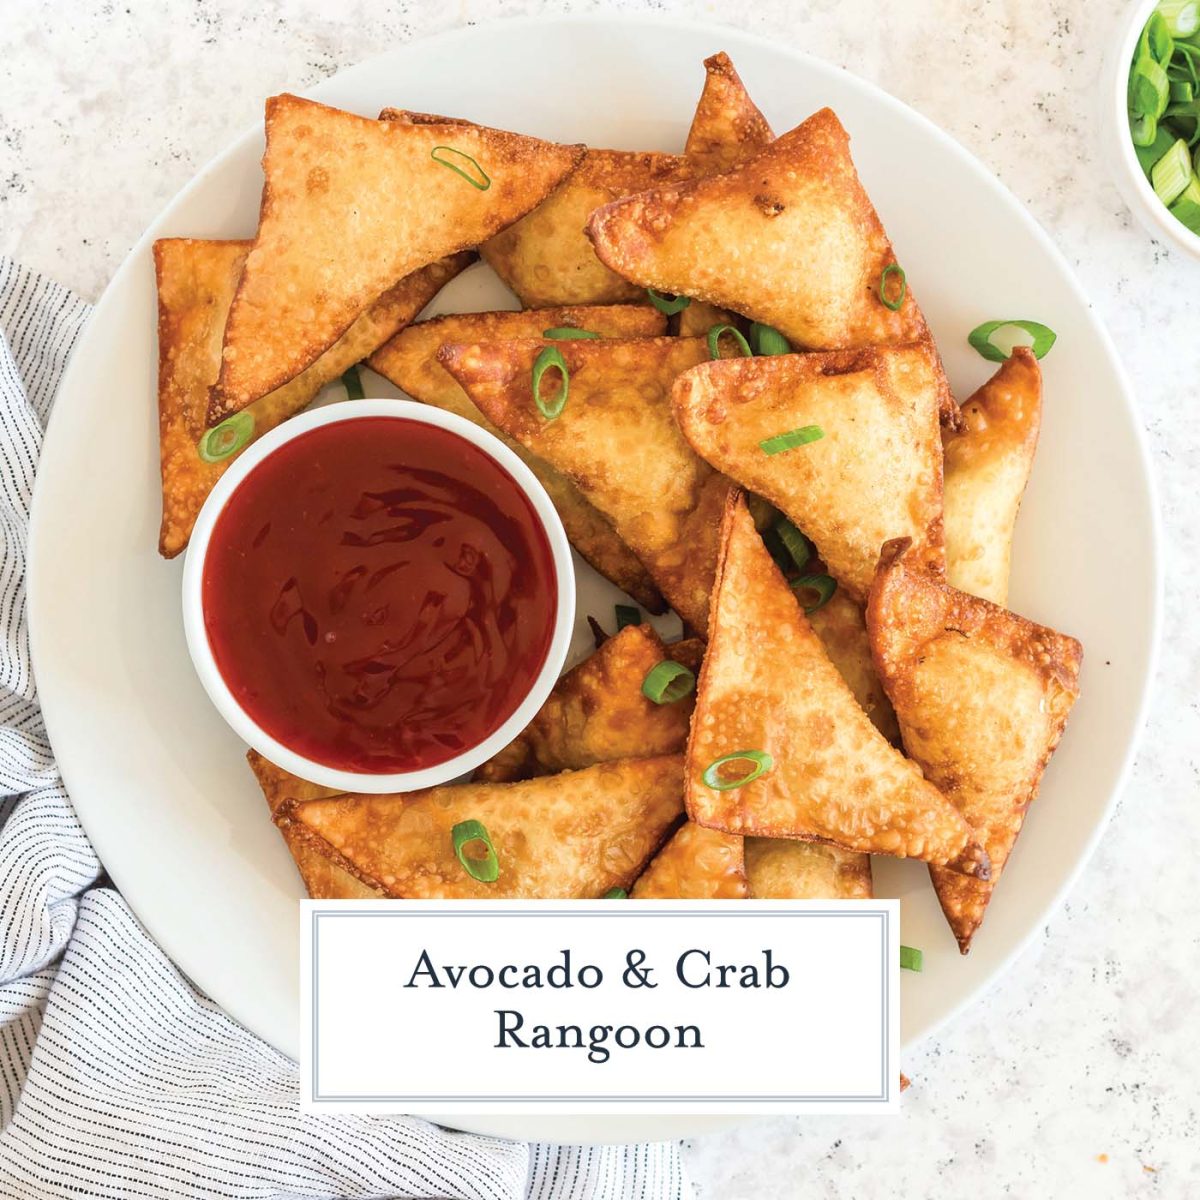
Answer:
[{"left": 4, "top": 0, "right": 1198, "bottom": 1196}]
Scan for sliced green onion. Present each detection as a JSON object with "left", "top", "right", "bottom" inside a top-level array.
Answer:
[
  {"left": 967, "top": 319, "right": 1057, "bottom": 363},
  {"left": 646, "top": 288, "right": 691, "bottom": 315},
  {"left": 615, "top": 604, "right": 641, "bottom": 630},
  {"left": 1131, "top": 110, "right": 1160, "bottom": 147},
  {"left": 749, "top": 322, "right": 791, "bottom": 355},
  {"left": 531, "top": 345, "right": 569, "bottom": 420},
  {"left": 603, "top": 887, "right": 628, "bottom": 899},
  {"left": 1169, "top": 172, "right": 1200, "bottom": 231},
  {"left": 452, "top": 819, "right": 499, "bottom": 883},
  {"left": 543, "top": 326, "right": 600, "bottom": 340},
  {"left": 1132, "top": 55, "right": 1172, "bottom": 119},
  {"left": 197, "top": 411, "right": 255, "bottom": 463},
  {"left": 701, "top": 750, "right": 774, "bottom": 792},
  {"left": 878, "top": 263, "right": 907, "bottom": 311},
  {"left": 1142, "top": 11, "right": 1175, "bottom": 64},
  {"left": 431, "top": 145, "right": 491, "bottom": 190},
  {"left": 707, "top": 324, "right": 752, "bottom": 360},
  {"left": 1171, "top": 79, "right": 1196, "bottom": 102},
  {"left": 1135, "top": 123, "right": 1178, "bottom": 174},
  {"left": 341, "top": 364, "right": 365, "bottom": 401},
  {"left": 641, "top": 660, "right": 696, "bottom": 705},
  {"left": 773, "top": 517, "right": 811, "bottom": 572},
  {"left": 900, "top": 945, "right": 923, "bottom": 972},
  {"left": 1159, "top": 0, "right": 1200, "bottom": 39},
  {"left": 759, "top": 425, "right": 824, "bottom": 455},
  {"left": 1152, "top": 137, "right": 1194, "bottom": 203},
  {"left": 792, "top": 573, "right": 837, "bottom": 614}
]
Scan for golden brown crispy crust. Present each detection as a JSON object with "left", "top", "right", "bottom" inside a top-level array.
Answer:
[
  {"left": 438, "top": 336, "right": 730, "bottom": 634},
  {"left": 209, "top": 94, "right": 584, "bottom": 419},
  {"left": 943, "top": 348, "right": 1042, "bottom": 606},
  {"left": 631, "top": 822, "right": 747, "bottom": 898},
  {"left": 675, "top": 299, "right": 740, "bottom": 338},
  {"left": 672, "top": 342, "right": 947, "bottom": 602},
  {"left": 153, "top": 238, "right": 472, "bottom": 557},
  {"left": 745, "top": 838, "right": 873, "bottom": 899},
  {"left": 278, "top": 756, "right": 685, "bottom": 899},
  {"left": 368, "top": 305, "right": 666, "bottom": 612},
  {"left": 686, "top": 492, "right": 990, "bottom": 876},
  {"left": 684, "top": 51, "right": 774, "bottom": 171},
  {"left": 587, "top": 108, "right": 927, "bottom": 351},
  {"left": 867, "top": 538, "right": 1082, "bottom": 950},
  {"left": 474, "top": 625, "right": 703, "bottom": 783}
]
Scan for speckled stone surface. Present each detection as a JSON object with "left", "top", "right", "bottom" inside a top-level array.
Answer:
[{"left": 3, "top": 0, "right": 1198, "bottom": 1195}]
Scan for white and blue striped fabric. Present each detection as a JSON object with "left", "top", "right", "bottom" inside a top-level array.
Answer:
[{"left": 0, "top": 259, "right": 691, "bottom": 1200}]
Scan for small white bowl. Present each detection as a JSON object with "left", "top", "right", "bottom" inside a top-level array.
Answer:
[
  {"left": 182, "top": 399, "right": 575, "bottom": 794},
  {"left": 1103, "top": 0, "right": 1200, "bottom": 259}
]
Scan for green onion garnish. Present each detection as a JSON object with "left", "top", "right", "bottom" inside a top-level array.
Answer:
[
  {"left": 1170, "top": 80, "right": 1195, "bottom": 103},
  {"left": 1158, "top": 0, "right": 1200, "bottom": 39},
  {"left": 792, "top": 574, "right": 837, "bottom": 614},
  {"left": 707, "top": 324, "right": 752, "bottom": 360},
  {"left": 1142, "top": 11, "right": 1175, "bottom": 66},
  {"left": 543, "top": 327, "right": 601, "bottom": 340},
  {"left": 1133, "top": 55, "right": 1172, "bottom": 122},
  {"left": 773, "top": 517, "right": 811, "bottom": 573},
  {"left": 431, "top": 146, "right": 491, "bottom": 190},
  {"left": 1170, "top": 173, "right": 1200, "bottom": 232},
  {"left": 749, "top": 322, "right": 791, "bottom": 355},
  {"left": 197, "top": 411, "right": 255, "bottom": 464},
  {"left": 1152, "top": 137, "right": 1194, "bottom": 203},
  {"left": 758, "top": 425, "right": 824, "bottom": 455},
  {"left": 967, "top": 320, "right": 1057, "bottom": 363},
  {"left": 531, "top": 345, "right": 569, "bottom": 420},
  {"left": 900, "top": 945, "right": 923, "bottom": 972},
  {"left": 603, "top": 888, "right": 628, "bottom": 899},
  {"left": 701, "top": 750, "right": 774, "bottom": 791},
  {"left": 878, "top": 263, "right": 907, "bottom": 311},
  {"left": 451, "top": 819, "right": 499, "bottom": 883},
  {"left": 641, "top": 660, "right": 696, "bottom": 705},
  {"left": 341, "top": 364, "right": 365, "bottom": 401},
  {"left": 615, "top": 604, "right": 641, "bottom": 630},
  {"left": 1135, "top": 124, "right": 1179, "bottom": 174},
  {"left": 646, "top": 288, "right": 691, "bottom": 315},
  {"left": 1131, "top": 111, "right": 1159, "bottom": 148}
]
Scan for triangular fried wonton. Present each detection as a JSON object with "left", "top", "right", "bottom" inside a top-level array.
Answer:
[
  {"left": 154, "top": 237, "right": 471, "bottom": 557},
  {"left": 279, "top": 755, "right": 684, "bottom": 899},
  {"left": 868, "top": 538, "right": 1081, "bottom": 951},
  {"left": 439, "top": 336, "right": 730, "bottom": 633},
  {"left": 745, "top": 839, "right": 873, "bottom": 899},
  {"left": 587, "top": 108, "right": 927, "bottom": 351},
  {"left": 368, "top": 305, "right": 666, "bottom": 612},
  {"left": 475, "top": 624, "right": 703, "bottom": 783},
  {"left": 208, "top": 95, "right": 583, "bottom": 418},
  {"left": 673, "top": 343, "right": 947, "bottom": 601},
  {"left": 684, "top": 51, "right": 774, "bottom": 171},
  {"left": 246, "top": 752, "right": 383, "bottom": 899},
  {"left": 686, "top": 492, "right": 990, "bottom": 876},
  {"left": 630, "top": 823, "right": 747, "bottom": 898},
  {"left": 943, "top": 348, "right": 1042, "bottom": 606}
]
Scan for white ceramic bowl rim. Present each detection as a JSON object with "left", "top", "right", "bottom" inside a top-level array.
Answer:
[
  {"left": 181, "top": 398, "right": 576, "bottom": 793},
  {"left": 1108, "top": 0, "right": 1200, "bottom": 256}
]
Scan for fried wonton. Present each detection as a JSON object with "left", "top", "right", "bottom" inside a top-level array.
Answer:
[
  {"left": 672, "top": 343, "right": 947, "bottom": 602},
  {"left": 943, "top": 348, "right": 1042, "bottom": 606},
  {"left": 277, "top": 756, "right": 685, "bottom": 899},
  {"left": 368, "top": 305, "right": 666, "bottom": 611},
  {"left": 439, "top": 336, "right": 729, "bottom": 633},
  {"left": 587, "top": 108, "right": 927, "bottom": 351},
  {"left": 745, "top": 839, "right": 873, "bottom": 900},
  {"left": 475, "top": 624, "right": 703, "bottom": 783},
  {"left": 684, "top": 51, "right": 774, "bottom": 171},
  {"left": 868, "top": 538, "right": 1082, "bottom": 951},
  {"left": 630, "top": 823, "right": 747, "bottom": 899},
  {"left": 208, "top": 95, "right": 583, "bottom": 419},
  {"left": 686, "top": 492, "right": 990, "bottom": 877},
  {"left": 246, "top": 752, "right": 383, "bottom": 899},
  {"left": 153, "top": 238, "right": 472, "bottom": 557},
  {"left": 676, "top": 300, "right": 740, "bottom": 339}
]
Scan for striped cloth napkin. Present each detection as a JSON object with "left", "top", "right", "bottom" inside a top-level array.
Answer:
[{"left": 0, "top": 259, "right": 691, "bottom": 1200}]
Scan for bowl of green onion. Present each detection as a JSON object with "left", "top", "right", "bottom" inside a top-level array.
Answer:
[{"left": 1111, "top": 0, "right": 1200, "bottom": 253}]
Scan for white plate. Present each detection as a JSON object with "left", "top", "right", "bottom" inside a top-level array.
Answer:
[{"left": 28, "top": 15, "right": 1160, "bottom": 1145}]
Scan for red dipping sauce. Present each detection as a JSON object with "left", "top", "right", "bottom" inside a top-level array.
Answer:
[{"left": 202, "top": 417, "right": 557, "bottom": 774}]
